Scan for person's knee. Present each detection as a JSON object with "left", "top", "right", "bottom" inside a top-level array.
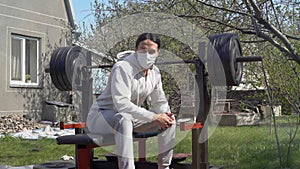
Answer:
[
  {"left": 114, "top": 113, "right": 134, "bottom": 133},
  {"left": 120, "top": 116, "right": 133, "bottom": 128}
]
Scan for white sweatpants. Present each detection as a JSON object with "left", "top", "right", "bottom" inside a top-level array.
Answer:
[{"left": 87, "top": 107, "right": 176, "bottom": 169}]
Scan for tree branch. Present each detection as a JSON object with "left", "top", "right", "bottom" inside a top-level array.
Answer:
[
  {"left": 240, "top": 39, "right": 267, "bottom": 43},
  {"left": 284, "top": 33, "right": 300, "bottom": 40},
  {"left": 246, "top": 0, "right": 300, "bottom": 64},
  {"left": 176, "top": 14, "right": 249, "bottom": 33},
  {"left": 195, "top": 0, "right": 250, "bottom": 17}
]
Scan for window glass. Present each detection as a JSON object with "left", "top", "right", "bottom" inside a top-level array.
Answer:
[
  {"left": 10, "top": 35, "right": 39, "bottom": 86},
  {"left": 26, "top": 39, "right": 38, "bottom": 83},
  {"left": 11, "top": 38, "right": 22, "bottom": 81}
]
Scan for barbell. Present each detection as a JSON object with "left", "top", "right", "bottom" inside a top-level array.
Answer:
[{"left": 47, "top": 33, "right": 262, "bottom": 91}]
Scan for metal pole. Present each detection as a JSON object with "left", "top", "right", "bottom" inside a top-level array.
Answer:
[
  {"left": 192, "top": 61, "right": 209, "bottom": 169},
  {"left": 81, "top": 51, "right": 93, "bottom": 122},
  {"left": 78, "top": 51, "right": 93, "bottom": 169},
  {"left": 87, "top": 60, "right": 202, "bottom": 69}
]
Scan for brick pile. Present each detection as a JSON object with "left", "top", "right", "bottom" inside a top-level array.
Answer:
[{"left": 0, "top": 114, "right": 42, "bottom": 133}]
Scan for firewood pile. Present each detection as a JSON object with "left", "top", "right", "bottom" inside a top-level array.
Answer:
[{"left": 0, "top": 114, "right": 42, "bottom": 133}]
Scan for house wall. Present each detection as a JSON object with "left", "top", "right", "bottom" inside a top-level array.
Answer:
[{"left": 0, "top": 0, "right": 70, "bottom": 116}]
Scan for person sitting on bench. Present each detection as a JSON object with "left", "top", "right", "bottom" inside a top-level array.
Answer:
[{"left": 87, "top": 33, "right": 176, "bottom": 169}]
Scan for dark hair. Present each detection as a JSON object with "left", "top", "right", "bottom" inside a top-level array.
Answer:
[{"left": 135, "top": 33, "right": 161, "bottom": 49}]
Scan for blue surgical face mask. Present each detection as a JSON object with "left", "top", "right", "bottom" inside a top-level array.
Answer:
[{"left": 136, "top": 52, "right": 157, "bottom": 69}]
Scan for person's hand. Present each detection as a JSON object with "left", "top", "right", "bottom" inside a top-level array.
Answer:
[{"left": 152, "top": 112, "right": 175, "bottom": 129}]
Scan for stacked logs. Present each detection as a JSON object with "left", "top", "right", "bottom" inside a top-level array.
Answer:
[{"left": 0, "top": 114, "right": 41, "bottom": 133}]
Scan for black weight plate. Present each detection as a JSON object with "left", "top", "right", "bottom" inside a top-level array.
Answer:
[
  {"left": 207, "top": 35, "right": 227, "bottom": 86},
  {"left": 58, "top": 46, "right": 73, "bottom": 91},
  {"left": 50, "top": 48, "right": 66, "bottom": 91},
  {"left": 57, "top": 47, "right": 73, "bottom": 91},
  {"left": 208, "top": 33, "right": 243, "bottom": 86},
  {"left": 58, "top": 46, "right": 83, "bottom": 91},
  {"left": 50, "top": 46, "right": 85, "bottom": 91},
  {"left": 57, "top": 47, "right": 71, "bottom": 91},
  {"left": 52, "top": 47, "right": 69, "bottom": 91},
  {"left": 49, "top": 48, "right": 59, "bottom": 89},
  {"left": 220, "top": 34, "right": 242, "bottom": 85}
]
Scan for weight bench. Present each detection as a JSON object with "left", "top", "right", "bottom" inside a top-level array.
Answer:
[{"left": 56, "top": 122, "right": 161, "bottom": 169}]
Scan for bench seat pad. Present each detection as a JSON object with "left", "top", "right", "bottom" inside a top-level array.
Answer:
[
  {"left": 56, "top": 133, "right": 115, "bottom": 147},
  {"left": 56, "top": 131, "right": 160, "bottom": 147}
]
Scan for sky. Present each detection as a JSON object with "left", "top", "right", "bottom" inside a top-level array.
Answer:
[{"left": 71, "top": 0, "right": 96, "bottom": 28}]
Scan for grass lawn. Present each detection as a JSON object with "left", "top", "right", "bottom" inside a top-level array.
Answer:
[{"left": 0, "top": 121, "right": 300, "bottom": 169}]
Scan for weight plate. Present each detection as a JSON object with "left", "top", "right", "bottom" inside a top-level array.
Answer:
[
  {"left": 50, "top": 48, "right": 66, "bottom": 91},
  {"left": 57, "top": 47, "right": 70, "bottom": 90},
  {"left": 207, "top": 36, "right": 227, "bottom": 86},
  {"left": 49, "top": 46, "right": 84, "bottom": 91},
  {"left": 59, "top": 46, "right": 75, "bottom": 91},
  {"left": 208, "top": 33, "right": 243, "bottom": 86},
  {"left": 57, "top": 47, "right": 72, "bottom": 91}
]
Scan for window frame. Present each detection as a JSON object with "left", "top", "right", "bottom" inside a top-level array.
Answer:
[{"left": 10, "top": 34, "right": 40, "bottom": 87}]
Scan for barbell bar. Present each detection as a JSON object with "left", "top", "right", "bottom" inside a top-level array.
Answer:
[
  {"left": 90, "top": 56, "right": 262, "bottom": 69},
  {"left": 47, "top": 33, "right": 262, "bottom": 91}
]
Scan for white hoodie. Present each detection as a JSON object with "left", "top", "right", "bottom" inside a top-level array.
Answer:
[{"left": 95, "top": 52, "right": 170, "bottom": 122}]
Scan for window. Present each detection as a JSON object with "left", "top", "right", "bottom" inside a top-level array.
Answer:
[{"left": 10, "top": 35, "right": 39, "bottom": 86}]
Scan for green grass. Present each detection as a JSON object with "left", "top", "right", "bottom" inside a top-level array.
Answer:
[
  {"left": 173, "top": 125, "right": 300, "bottom": 169},
  {"left": 210, "top": 126, "right": 281, "bottom": 169},
  {"left": 0, "top": 136, "right": 75, "bottom": 166},
  {"left": 0, "top": 123, "right": 300, "bottom": 169}
]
